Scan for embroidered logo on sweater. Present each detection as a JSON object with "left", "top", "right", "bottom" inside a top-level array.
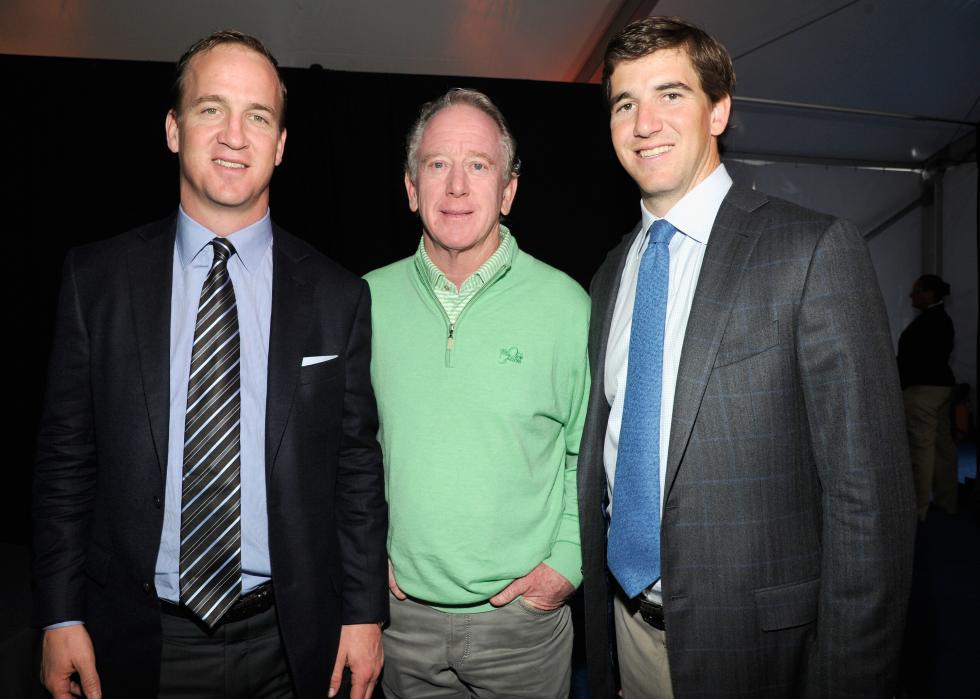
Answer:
[{"left": 499, "top": 346, "right": 523, "bottom": 364}]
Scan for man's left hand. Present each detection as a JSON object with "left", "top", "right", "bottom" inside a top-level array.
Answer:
[
  {"left": 488, "top": 562, "right": 575, "bottom": 611},
  {"left": 328, "top": 623, "right": 383, "bottom": 699}
]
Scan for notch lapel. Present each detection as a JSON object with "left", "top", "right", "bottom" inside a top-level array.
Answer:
[
  {"left": 590, "top": 223, "right": 643, "bottom": 377},
  {"left": 127, "top": 217, "right": 177, "bottom": 475},
  {"left": 265, "top": 229, "right": 312, "bottom": 478},
  {"left": 580, "top": 224, "right": 643, "bottom": 475},
  {"left": 664, "top": 190, "right": 767, "bottom": 498}
]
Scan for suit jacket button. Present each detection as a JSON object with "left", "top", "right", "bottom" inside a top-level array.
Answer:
[
  {"left": 153, "top": 495, "right": 162, "bottom": 508},
  {"left": 142, "top": 582, "right": 152, "bottom": 594}
]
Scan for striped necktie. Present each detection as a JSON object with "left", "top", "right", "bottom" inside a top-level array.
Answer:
[
  {"left": 179, "top": 237, "right": 242, "bottom": 627},
  {"left": 608, "top": 219, "right": 677, "bottom": 598}
]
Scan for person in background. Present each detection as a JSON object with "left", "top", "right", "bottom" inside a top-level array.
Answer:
[{"left": 898, "top": 274, "right": 958, "bottom": 520}]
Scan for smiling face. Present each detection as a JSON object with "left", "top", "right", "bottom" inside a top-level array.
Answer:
[
  {"left": 405, "top": 104, "right": 517, "bottom": 266},
  {"left": 165, "top": 43, "right": 286, "bottom": 234},
  {"left": 609, "top": 48, "right": 730, "bottom": 217}
]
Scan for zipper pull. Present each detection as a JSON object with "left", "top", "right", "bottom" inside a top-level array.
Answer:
[{"left": 447, "top": 323, "right": 455, "bottom": 351}]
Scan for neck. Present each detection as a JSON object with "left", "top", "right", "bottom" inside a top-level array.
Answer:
[
  {"left": 424, "top": 227, "right": 501, "bottom": 288},
  {"left": 643, "top": 152, "right": 722, "bottom": 218},
  {"left": 180, "top": 198, "right": 269, "bottom": 237}
]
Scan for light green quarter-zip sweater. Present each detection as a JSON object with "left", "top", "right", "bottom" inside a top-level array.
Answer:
[{"left": 365, "top": 234, "right": 590, "bottom": 612}]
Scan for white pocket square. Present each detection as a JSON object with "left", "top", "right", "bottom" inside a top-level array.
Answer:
[{"left": 301, "top": 355, "right": 338, "bottom": 366}]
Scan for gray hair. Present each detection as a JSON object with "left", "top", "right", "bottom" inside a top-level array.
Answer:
[{"left": 405, "top": 88, "right": 521, "bottom": 183}]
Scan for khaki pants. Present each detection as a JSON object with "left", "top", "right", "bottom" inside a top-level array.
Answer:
[
  {"left": 904, "top": 385, "right": 957, "bottom": 519},
  {"left": 613, "top": 594, "right": 674, "bottom": 699}
]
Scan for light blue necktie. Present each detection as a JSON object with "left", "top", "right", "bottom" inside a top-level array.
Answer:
[{"left": 608, "top": 219, "right": 676, "bottom": 598}]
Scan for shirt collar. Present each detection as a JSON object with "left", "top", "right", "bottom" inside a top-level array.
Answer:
[
  {"left": 414, "top": 224, "right": 516, "bottom": 291},
  {"left": 637, "top": 163, "right": 733, "bottom": 254},
  {"left": 176, "top": 206, "right": 273, "bottom": 272}
]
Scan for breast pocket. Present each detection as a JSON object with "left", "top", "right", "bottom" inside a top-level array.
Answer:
[
  {"left": 299, "top": 357, "right": 342, "bottom": 385},
  {"left": 714, "top": 318, "right": 780, "bottom": 368}
]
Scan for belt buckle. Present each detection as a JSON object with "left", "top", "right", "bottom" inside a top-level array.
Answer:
[{"left": 639, "top": 599, "right": 665, "bottom": 630}]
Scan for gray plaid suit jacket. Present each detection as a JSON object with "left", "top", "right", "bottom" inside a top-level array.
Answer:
[{"left": 578, "top": 187, "right": 916, "bottom": 698}]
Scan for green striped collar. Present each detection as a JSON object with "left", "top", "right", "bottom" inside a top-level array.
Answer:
[{"left": 414, "top": 225, "right": 515, "bottom": 294}]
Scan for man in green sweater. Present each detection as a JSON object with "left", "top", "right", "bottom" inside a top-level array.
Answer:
[{"left": 364, "top": 88, "right": 590, "bottom": 698}]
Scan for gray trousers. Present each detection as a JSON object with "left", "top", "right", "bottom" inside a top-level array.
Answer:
[{"left": 382, "top": 593, "right": 572, "bottom": 698}]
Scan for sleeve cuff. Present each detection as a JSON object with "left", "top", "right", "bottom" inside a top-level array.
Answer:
[{"left": 544, "top": 541, "right": 583, "bottom": 589}]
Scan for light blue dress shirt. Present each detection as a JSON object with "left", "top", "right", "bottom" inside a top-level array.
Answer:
[{"left": 154, "top": 207, "right": 274, "bottom": 603}]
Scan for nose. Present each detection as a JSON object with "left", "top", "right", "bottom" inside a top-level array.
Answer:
[
  {"left": 446, "top": 165, "right": 468, "bottom": 197},
  {"left": 633, "top": 102, "right": 663, "bottom": 139},
  {"left": 218, "top": 115, "right": 247, "bottom": 150}
]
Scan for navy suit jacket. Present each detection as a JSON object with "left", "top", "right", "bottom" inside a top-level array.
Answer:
[{"left": 33, "top": 215, "right": 388, "bottom": 698}]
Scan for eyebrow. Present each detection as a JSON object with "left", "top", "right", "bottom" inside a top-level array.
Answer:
[
  {"left": 421, "top": 150, "right": 496, "bottom": 163},
  {"left": 654, "top": 81, "right": 694, "bottom": 93},
  {"left": 467, "top": 150, "right": 495, "bottom": 163},
  {"left": 611, "top": 90, "right": 635, "bottom": 105},
  {"left": 611, "top": 81, "right": 695, "bottom": 105}
]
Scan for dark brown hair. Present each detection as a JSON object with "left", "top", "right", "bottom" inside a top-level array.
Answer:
[
  {"left": 916, "top": 274, "right": 951, "bottom": 299},
  {"left": 171, "top": 30, "right": 287, "bottom": 126},
  {"left": 602, "top": 16, "right": 735, "bottom": 108}
]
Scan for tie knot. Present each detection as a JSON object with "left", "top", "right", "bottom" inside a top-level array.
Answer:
[
  {"left": 210, "top": 238, "right": 236, "bottom": 264},
  {"left": 649, "top": 219, "right": 676, "bottom": 246}
]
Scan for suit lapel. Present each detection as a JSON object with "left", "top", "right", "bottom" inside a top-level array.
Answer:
[
  {"left": 582, "top": 224, "right": 642, "bottom": 455},
  {"left": 127, "top": 216, "right": 177, "bottom": 475},
  {"left": 664, "top": 189, "right": 767, "bottom": 498},
  {"left": 265, "top": 228, "right": 312, "bottom": 478},
  {"left": 589, "top": 223, "right": 642, "bottom": 373}
]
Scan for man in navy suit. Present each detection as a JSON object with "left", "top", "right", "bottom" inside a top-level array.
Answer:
[{"left": 33, "top": 31, "right": 387, "bottom": 699}]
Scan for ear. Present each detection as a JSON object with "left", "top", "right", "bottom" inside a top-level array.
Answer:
[
  {"left": 499, "top": 175, "right": 518, "bottom": 216},
  {"left": 709, "top": 94, "right": 732, "bottom": 137},
  {"left": 274, "top": 127, "right": 287, "bottom": 166},
  {"left": 404, "top": 171, "right": 419, "bottom": 212},
  {"left": 165, "top": 110, "right": 180, "bottom": 154}
]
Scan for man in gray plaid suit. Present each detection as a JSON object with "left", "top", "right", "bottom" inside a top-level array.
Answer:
[{"left": 578, "top": 16, "right": 916, "bottom": 698}]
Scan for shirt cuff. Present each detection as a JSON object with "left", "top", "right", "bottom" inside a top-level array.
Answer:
[{"left": 44, "top": 621, "right": 84, "bottom": 630}]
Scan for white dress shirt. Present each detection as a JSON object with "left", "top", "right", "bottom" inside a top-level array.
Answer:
[{"left": 603, "top": 164, "right": 733, "bottom": 601}]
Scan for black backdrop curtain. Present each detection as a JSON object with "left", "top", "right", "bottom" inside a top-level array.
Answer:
[{"left": 5, "top": 53, "right": 640, "bottom": 544}]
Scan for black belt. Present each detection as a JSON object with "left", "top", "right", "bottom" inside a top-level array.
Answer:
[
  {"left": 638, "top": 597, "right": 665, "bottom": 630},
  {"left": 160, "top": 583, "right": 275, "bottom": 625}
]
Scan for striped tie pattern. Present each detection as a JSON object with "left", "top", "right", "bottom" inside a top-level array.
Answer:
[{"left": 179, "top": 238, "right": 242, "bottom": 627}]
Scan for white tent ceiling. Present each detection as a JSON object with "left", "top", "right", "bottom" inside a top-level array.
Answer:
[{"left": 2, "top": 0, "right": 978, "bottom": 165}]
